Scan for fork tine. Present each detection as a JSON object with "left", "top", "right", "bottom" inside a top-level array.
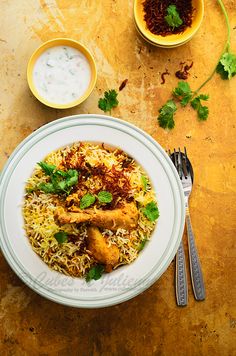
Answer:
[
  {"left": 184, "top": 146, "right": 187, "bottom": 158},
  {"left": 178, "top": 148, "right": 183, "bottom": 179},
  {"left": 181, "top": 148, "right": 188, "bottom": 178},
  {"left": 174, "top": 148, "right": 178, "bottom": 168}
]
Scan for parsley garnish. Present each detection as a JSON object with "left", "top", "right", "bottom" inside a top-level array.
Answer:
[
  {"left": 191, "top": 94, "right": 209, "bottom": 120},
  {"left": 86, "top": 265, "right": 104, "bottom": 282},
  {"left": 98, "top": 89, "right": 119, "bottom": 113},
  {"left": 97, "top": 191, "right": 113, "bottom": 203},
  {"left": 54, "top": 231, "right": 68, "bottom": 244},
  {"left": 158, "top": 99, "right": 177, "bottom": 129},
  {"left": 80, "top": 193, "right": 96, "bottom": 209},
  {"left": 142, "top": 201, "right": 159, "bottom": 222},
  {"left": 37, "top": 162, "right": 79, "bottom": 195},
  {"left": 165, "top": 5, "right": 183, "bottom": 29}
]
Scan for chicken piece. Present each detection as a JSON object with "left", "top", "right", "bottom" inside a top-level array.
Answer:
[
  {"left": 54, "top": 202, "right": 138, "bottom": 231},
  {"left": 87, "top": 226, "right": 119, "bottom": 272}
]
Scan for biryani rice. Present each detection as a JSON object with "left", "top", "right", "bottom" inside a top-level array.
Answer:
[{"left": 23, "top": 142, "right": 158, "bottom": 278}]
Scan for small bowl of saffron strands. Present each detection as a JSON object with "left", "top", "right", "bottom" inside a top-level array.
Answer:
[{"left": 134, "top": 0, "right": 204, "bottom": 47}]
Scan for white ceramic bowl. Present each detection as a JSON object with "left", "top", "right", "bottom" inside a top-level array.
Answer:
[{"left": 0, "top": 115, "right": 185, "bottom": 308}]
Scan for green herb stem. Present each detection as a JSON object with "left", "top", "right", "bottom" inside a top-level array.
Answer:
[
  {"left": 193, "top": 67, "right": 217, "bottom": 96},
  {"left": 193, "top": 0, "right": 231, "bottom": 96},
  {"left": 217, "top": 0, "right": 231, "bottom": 52}
]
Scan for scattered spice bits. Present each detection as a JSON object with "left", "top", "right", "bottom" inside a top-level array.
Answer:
[
  {"left": 161, "top": 69, "right": 170, "bottom": 84},
  {"left": 175, "top": 61, "right": 193, "bottom": 80},
  {"left": 143, "top": 0, "right": 193, "bottom": 37},
  {"left": 119, "top": 79, "right": 128, "bottom": 91}
]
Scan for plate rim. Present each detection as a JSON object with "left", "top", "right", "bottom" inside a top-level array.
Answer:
[{"left": 0, "top": 114, "right": 185, "bottom": 308}]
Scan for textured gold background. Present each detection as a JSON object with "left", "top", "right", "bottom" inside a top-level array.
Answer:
[{"left": 0, "top": 0, "right": 236, "bottom": 354}]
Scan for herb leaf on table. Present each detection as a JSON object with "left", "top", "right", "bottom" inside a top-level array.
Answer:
[
  {"left": 191, "top": 94, "right": 209, "bottom": 120},
  {"left": 98, "top": 89, "right": 119, "bottom": 113},
  {"left": 216, "top": 53, "right": 236, "bottom": 79},
  {"left": 173, "top": 81, "right": 193, "bottom": 106},
  {"left": 158, "top": 99, "right": 177, "bottom": 129},
  {"left": 165, "top": 5, "right": 183, "bottom": 29}
]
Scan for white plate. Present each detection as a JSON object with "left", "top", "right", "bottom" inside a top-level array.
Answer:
[{"left": 0, "top": 114, "right": 184, "bottom": 308}]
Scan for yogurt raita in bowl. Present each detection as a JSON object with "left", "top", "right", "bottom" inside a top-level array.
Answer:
[{"left": 27, "top": 38, "right": 97, "bottom": 109}]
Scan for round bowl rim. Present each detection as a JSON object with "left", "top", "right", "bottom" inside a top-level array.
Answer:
[
  {"left": 0, "top": 114, "right": 185, "bottom": 308},
  {"left": 134, "top": 0, "right": 204, "bottom": 47},
  {"left": 27, "top": 38, "right": 97, "bottom": 109}
]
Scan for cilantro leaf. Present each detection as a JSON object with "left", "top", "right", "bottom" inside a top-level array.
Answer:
[
  {"left": 173, "top": 81, "right": 193, "bottom": 106},
  {"left": 98, "top": 89, "right": 119, "bottom": 113},
  {"left": 54, "top": 231, "right": 68, "bottom": 244},
  {"left": 86, "top": 265, "right": 104, "bottom": 282},
  {"left": 216, "top": 52, "right": 236, "bottom": 80},
  {"left": 142, "top": 201, "right": 159, "bottom": 222},
  {"left": 97, "top": 191, "right": 113, "bottom": 203},
  {"left": 38, "top": 162, "right": 56, "bottom": 175},
  {"left": 141, "top": 175, "right": 148, "bottom": 192},
  {"left": 55, "top": 170, "right": 68, "bottom": 178},
  {"left": 80, "top": 193, "right": 96, "bottom": 209},
  {"left": 191, "top": 95, "right": 209, "bottom": 120},
  {"left": 57, "top": 180, "right": 67, "bottom": 191},
  {"left": 65, "top": 169, "right": 79, "bottom": 187},
  {"left": 158, "top": 99, "right": 177, "bottom": 129},
  {"left": 37, "top": 162, "right": 79, "bottom": 195},
  {"left": 38, "top": 182, "right": 56, "bottom": 194},
  {"left": 165, "top": 5, "right": 183, "bottom": 29}
]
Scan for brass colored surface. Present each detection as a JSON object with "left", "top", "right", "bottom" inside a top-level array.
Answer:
[{"left": 0, "top": 1, "right": 236, "bottom": 355}]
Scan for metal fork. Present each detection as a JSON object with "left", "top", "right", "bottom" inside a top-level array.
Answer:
[
  {"left": 169, "top": 149, "right": 188, "bottom": 306},
  {"left": 171, "top": 148, "right": 206, "bottom": 303}
]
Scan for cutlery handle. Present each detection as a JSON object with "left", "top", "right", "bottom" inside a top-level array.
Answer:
[
  {"left": 175, "top": 239, "right": 188, "bottom": 306},
  {"left": 186, "top": 213, "right": 206, "bottom": 301}
]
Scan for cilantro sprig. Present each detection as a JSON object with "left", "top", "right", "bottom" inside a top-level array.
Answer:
[
  {"left": 98, "top": 89, "right": 119, "bottom": 113},
  {"left": 158, "top": 81, "right": 209, "bottom": 128},
  {"left": 157, "top": 0, "right": 235, "bottom": 129},
  {"left": 165, "top": 5, "right": 183, "bottom": 29},
  {"left": 37, "top": 162, "right": 79, "bottom": 195},
  {"left": 86, "top": 265, "right": 104, "bottom": 282}
]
